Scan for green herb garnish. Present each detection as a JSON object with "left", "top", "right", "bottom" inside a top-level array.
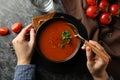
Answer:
[{"left": 59, "top": 30, "right": 72, "bottom": 48}]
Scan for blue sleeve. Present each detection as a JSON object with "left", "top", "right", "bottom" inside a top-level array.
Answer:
[
  {"left": 14, "top": 64, "right": 36, "bottom": 80},
  {"left": 109, "top": 76, "right": 114, "bottom": 80}
]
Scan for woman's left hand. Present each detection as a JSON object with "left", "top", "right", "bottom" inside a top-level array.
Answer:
[{"left": 12, "top": 24, "right": 35, "bottom": 65}]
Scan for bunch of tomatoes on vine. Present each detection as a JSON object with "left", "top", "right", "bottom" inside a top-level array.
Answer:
[{"left": 86, "top": 0, "right": 120, "bottom": 25}]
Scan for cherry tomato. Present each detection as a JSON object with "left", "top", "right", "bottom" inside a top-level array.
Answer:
[
  {"left": 0, "top": 27, "right": 9, "bottom": 35},
  {"left": 110, "top": 4, "right": 120, "bottom": 15},
  {"left": 98, "top": 0, "right": 110, "bottom": 12},
  {"left": 87, "top": 0, "right": 97, "bottom": 6},
  {"left": 99, "top": 13, "right": 112, "bottom": 25},
  {"left": 86, "top": 6, "right": 100, "bottom": 18},
  {"left": 11, "top": 22, "right": 22, "bottom": 33}
]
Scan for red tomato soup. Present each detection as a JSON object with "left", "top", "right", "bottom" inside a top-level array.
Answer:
[{"left": 38, "top": 20, "right": 80, "bottom": 62}]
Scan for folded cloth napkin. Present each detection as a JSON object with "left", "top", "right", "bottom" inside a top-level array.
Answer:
[{"left": 61, "top": 0, "right": 120, "bottom": 80}]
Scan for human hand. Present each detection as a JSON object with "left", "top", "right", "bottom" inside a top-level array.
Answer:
[
  {"left": 82, "top": 40, "right": 109, "bottom": 80},
  {"left": 12, "top": 24, "right": 35, "bottom": 65}
]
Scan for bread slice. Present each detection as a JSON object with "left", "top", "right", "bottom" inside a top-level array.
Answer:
[{"left": 32, "top": 12, "right": 56, "bottom": 31}]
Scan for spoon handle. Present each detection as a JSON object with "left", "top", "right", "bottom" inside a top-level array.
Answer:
[{"left": 84, "top": 40, "right": 111, "bottom": 63}]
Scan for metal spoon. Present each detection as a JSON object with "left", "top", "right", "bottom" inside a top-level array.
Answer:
[{"left": 67, "top": 23, "right": 111, "bottom": 63}]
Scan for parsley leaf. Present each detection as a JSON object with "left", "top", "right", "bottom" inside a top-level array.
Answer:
[{"left": 59, "top": 30, "right": 72, "bottom": 48}]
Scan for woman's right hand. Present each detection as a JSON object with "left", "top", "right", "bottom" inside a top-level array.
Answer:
[{"left": 82, "top": 40, "right": 109, "bottom": 80}]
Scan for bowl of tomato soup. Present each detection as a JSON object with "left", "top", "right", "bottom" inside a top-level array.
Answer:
[{"left": 36, "top": 18, "right": 81, "bottom": 62}]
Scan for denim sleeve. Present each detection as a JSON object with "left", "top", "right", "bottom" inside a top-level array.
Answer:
[
  {"left": 14, "top": 64, "right": 36, "bottom": 80},
  {"left": 109, "top": 76, "right": 114, "bottom": 80}
]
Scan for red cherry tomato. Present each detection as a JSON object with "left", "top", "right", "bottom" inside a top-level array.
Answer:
[
  {"left": 87, "top": 0, "right": 97, "bottom": 6},
  {"left": 110, "top": 4, "right": 120, "bottom": 15},
  {"left": 86, "top": 6, "right": 100, "bottom": 18},
  {"left": 11, "top": 22, "right": 22, "bottom": 33},
  {"left": 98, "top": 0, "right": 110, "bottom": 12},
  {"left": 0, "top": 27, "right": 9, "bottom": 35},
  {"left": 99, "top": 13, "right": 112, "bottom": 25}
]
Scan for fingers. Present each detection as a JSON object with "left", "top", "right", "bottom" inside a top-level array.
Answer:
[
  {"left": 82, "top": 40, "right": 104, "bottom": 62},
  {"left": 81, "top": 41, "right": 94, "bottom": 62},
  {"left": 89, "top": 40, "right": 104, "bottom": 51},
  {"left": 86, "top": 46, "right": 94, "bottom": 62},
  {"left": 17, "top": 24, "right": 32, "bottom": 40},
  {"left": 29, "top": 28, "right": 35, "bottom": 45},
  {"left": 81, "top": 44, "right": 86, "bottom": 50}
]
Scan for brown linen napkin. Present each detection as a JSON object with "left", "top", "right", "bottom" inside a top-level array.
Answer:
[{"left": 61, "top": 0, "right": 120, "bottom": 79}]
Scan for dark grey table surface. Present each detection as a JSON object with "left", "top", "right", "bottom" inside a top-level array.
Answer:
[{"left": 0, "top": 0, "right": 92, "bottom": 80}]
